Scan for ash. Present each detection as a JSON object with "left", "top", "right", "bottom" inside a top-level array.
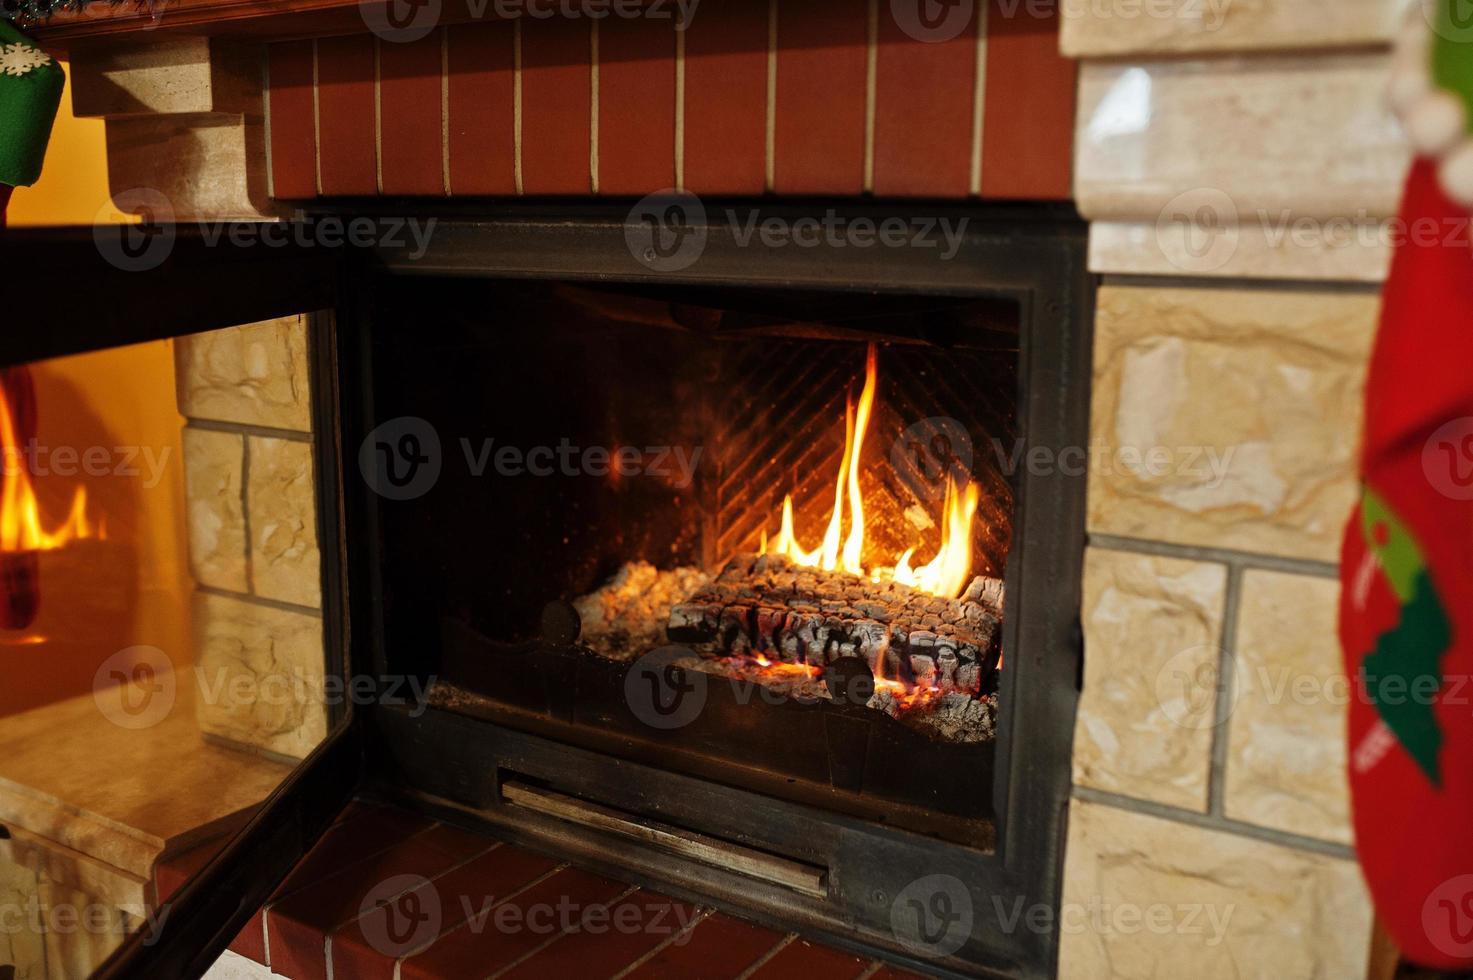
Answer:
[{"left": 571, "top": 561, "right": 710, "bottom": 660}]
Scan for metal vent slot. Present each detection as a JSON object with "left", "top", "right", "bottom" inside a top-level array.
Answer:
[{"left": 500, "top": 781, "right": 828, "bottom": 900}]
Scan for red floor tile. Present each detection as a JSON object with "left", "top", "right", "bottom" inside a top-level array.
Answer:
[
  {"left": 316, "top": 34, "right": 379, "bottom": 196},
  {"left": 155, "top": 834, "right": 272, "bottom": 963},
  {"left": 597, "top": 14, "right": 677, "bottom": 195},
  {"left": 747, "top": 935, "right": 871, "bottom": 979},
  {"left": 773, "top": 0, "right": 867, "bottom": 195},
  {"left": 266, "top": 41, "right": 317, "bottom": 199},
  {"left": 447, "top": 20, "right": 516, "bottom": 196},
  {"left": 269, "top": 821, "right": 489, "bottom": 980},
  {"left": 399, "top": 865, "right": 628, "bottom": 980},
  {"left": 623, "top": 910, "right": 787, "bottom": 979},
  {"left": 379, "top": 30, "right": 446, "bottom": 196},
  {"left": 495, "top": 890, "right": 700, "bottom": 980},
  {"left": 681, "top": 0, "right": 767, "bottom": 195},
  {"left": 330, "top": 842, "right": 560, "bottom": 980}
]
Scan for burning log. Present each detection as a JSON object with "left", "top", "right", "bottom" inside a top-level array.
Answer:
[{"left": 666, "top": 553, "right": 1002, "bottom": 692}]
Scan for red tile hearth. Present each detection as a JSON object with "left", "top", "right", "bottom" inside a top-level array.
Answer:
[
  {"left": 156, "top": 799, "right": 929, "bottom": 980},
  {"left": 263, "top": 0, "right": 1072, "bottom": 201}
]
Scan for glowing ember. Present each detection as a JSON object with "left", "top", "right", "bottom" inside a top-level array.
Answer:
[
  {"left": 0, "top": 378, "right": 97, "bottom": 553},
  {"left": 761, "top": 343, "right": 981, "bottom": 599}
]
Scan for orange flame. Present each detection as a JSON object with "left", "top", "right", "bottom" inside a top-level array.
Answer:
[
  {"left": 761, "top": 343, "right": 979, "bottom": 599},
  {"left": 0, "top": 384, "right": 96, "bottom": 552}
]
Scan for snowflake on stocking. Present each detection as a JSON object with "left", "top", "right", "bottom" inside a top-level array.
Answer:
[{"left": 0, "top": 43, "right": 52, "bottom": 78}]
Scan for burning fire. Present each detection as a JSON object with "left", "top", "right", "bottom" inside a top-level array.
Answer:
[
  {"left": 0, "top": 380, "right": 97, "bottom": 552},
  {"left": 760, "top": 343, "right": 981, "bottom": 600}
]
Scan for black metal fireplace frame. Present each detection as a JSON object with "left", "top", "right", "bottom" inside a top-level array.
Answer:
[
  {"left": 0, "top": 203, "right": 1090, "bottom": 979},
  {"left": 337, "top": 201, "right": 1092, "bottom": 979}
]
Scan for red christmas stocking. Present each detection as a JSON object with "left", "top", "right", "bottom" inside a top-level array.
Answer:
[{"left": 1340, "top": 158, "right": 1473, "bottom": 968}]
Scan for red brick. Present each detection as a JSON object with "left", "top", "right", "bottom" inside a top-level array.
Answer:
[
  {"left": 399, "top": 866, "right": 627, "bottom": 980},
  {"left": 624, "top": 911, "right": 787, "bottom": 979},
  {"left": 268, "top": 822, "right": 488, "bottom": 980},
  {"left": 773, "top": 0, "right": 867, "bottom": 195},
  {"left": 316, "top": 34, "right": 379, "bottom": 196},
  {"left": 980, "top": 0, "right": 1075, "bottom": 200},
  {"left": 747, "top": 936, "right": 870, "bottom": 979},
  {"left": 496, "top": 891, "right": 700, "bottom": 980},
  {"left": 447, "top": 20, "right": 517, "bottom": 195},
  {"left": 379, "top": 31, "right": 445, "bottom": 196},
  {"left": 520, "top": 15, "right": 594, "bottom": 195},
  {"left": 682, "top": 0, "right": 767, "bottom": 195},
  {"left": 330, "top": 843, "right": 560, "bottom": 980},
  {"left": 155, "top": 835, "right": 270, "bottom": 963},
  {"left": 597, "top": 14, "right": 676, "bottom": 195},
  {"left": 873, "top": 7, "right": 979, "bottom": 198},
  {"left": 266, "top": 41, "right": 317, "bottom": 199}
]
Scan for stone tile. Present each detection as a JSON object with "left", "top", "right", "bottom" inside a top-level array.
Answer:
[
  {"left": 174, "top": 316, "right": 312, "bottom": 430},
  {"left": 1075, "top": 55, "right": 1408, "bottom": 226},
  {"left": 105, "top": 112, "right": 280, "bottom": 221},
  {"left": 0, "top": 854, "right": 45, "bottom": 980},
  {"left": 192, "top": 591, "right": 327, "bottom": 760},
  {"left": 38, "top": 878, "right": 133, "bottom": 979},
  {"left": 70, "top": 38, "right": 260, "bottom": 117},
  {"left": 1087, "top": 284, "right": 1377, "bottom": 562},
  {"left": 182, "top": 427, "right": 247, "bottom": 593},
  {"left": 1058, "top": 800, "right": 1372, "bottom": 980},
  {"left": 1062, "top": 0, "right": 1397, "bottom": 58},
  {"left": 0, "top": 685, "right": 290, "bottom": 882},
  {"left": 1226, "top": 572, "right": 1352, "bottom": 845},
  {"left": 1087, "top": 218, "right": 1392, "bottom": 283},
  {"left": 247, "top": 436, "right": 320, "bottom": 608},
  {"left": 1074, "top": 549, "right": 1227, "bottom": 811}
]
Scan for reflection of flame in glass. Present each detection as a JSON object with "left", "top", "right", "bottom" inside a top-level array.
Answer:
[
  {"left": 0, "top": 378, "right": 96, "bottom": 553},
  {"left": 761, "top": 343, "right": 980, "bottom": 599}
]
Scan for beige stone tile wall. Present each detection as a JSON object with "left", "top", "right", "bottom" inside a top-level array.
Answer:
[
  {"left": 1061, "top": 0, "right": 1398, "bottom": 58},
  {"left": 1075, "top": 52, "right": 1409, "bottom": 281},
  {"left": 1087, "top": 284, "right": 1377, "bottom": 564},
  {"left": 1063, "top": 2, "right": 1401, "bottom": 975},
  {"left": 174, "top": 315, "right": 326, "bottom": 761},
  {"left": 1059, "top": 801, "right": 1372, "bottom": 980},
  {"left": 1074, "top": 550, "right": 1226, "bottom": 811}
]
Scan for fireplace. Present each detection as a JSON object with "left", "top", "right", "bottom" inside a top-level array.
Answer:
[
  {"left": 0, "top": 204, "right": 1088, "bottom": 978},
  {"left": 342, "top": 202, "right": 1093, "bottom": 977}
]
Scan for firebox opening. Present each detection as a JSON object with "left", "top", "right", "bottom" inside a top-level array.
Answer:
[{"left": 370, "top": 276, "right": 1020, "bottom": 846}]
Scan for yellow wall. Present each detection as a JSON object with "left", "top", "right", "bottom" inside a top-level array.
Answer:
[{"left": 7, "top": 58, "right": 131, "bottom": 226}]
